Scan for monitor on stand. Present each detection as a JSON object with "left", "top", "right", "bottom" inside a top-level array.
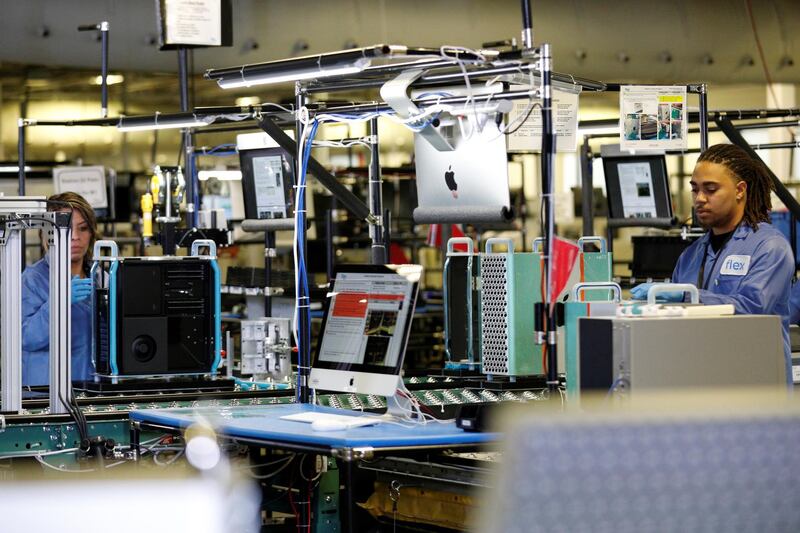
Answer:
[{"left": 310, "top": 264, "right": 422, "bottom": 416}]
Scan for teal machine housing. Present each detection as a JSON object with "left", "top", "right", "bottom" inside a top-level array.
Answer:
[
  {"left": 445, "top": 236, "right": 613, "bottom": 379},
  {"left": 563, "top": 281, "right": 622, "bottom": 400},
  {"left": 91, "top": 239, "right": 221, "bottom": 378},
  {"left": 479, "top": 238, "right": 538, "bottom": 377}
]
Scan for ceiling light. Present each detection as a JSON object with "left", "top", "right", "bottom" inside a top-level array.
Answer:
[
  {"left": 235, "top": 96, "right": 261, "bottom": 106},
  {"left": 93, "top": 74, "right": 124, "bottom": 85},
  {"left": 198, "top": 170, "right": 241, "bottom": 181}
]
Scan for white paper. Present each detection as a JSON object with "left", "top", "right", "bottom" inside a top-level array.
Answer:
[
  {"left": 617, "top": 162, "right": 657, "bottom": 219},
  {"left": 507, "top": 88, "right": 580, "bottom": 153},
  {"left": 164, "top": 0, "right": 221, "bottom": 46},
  {"left": 620, "top": 85, "right": 687, "bottom": 151},
  {"left": 52, "top": 166, "right": 107, "bottom": 209}
]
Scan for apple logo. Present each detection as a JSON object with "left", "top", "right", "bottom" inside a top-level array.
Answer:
[{"left": 444, "top": 165, "right": 458, "bottom": 199}]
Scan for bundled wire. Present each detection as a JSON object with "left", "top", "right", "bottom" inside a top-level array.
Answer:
[{"left": 293, "top": 118, "right": 320, "bottom": 401}]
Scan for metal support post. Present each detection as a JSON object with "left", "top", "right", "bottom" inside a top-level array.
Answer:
[
  {"left": 16, "top": 121, "right": 27, "bottom": 266},
  {"left": 326, "top": 208, "right": 335, "bottom": 283},
  {"left": 698, "top": 84, "right": 709, "bottom": 152},
  {"left": 295, "top": 83, "right": 311, "bottom": 404},
  {"left": 0, "top": 227, "right": 23, "bottom": 412},
  {"left": 520, "top": 0, "right": 533, "bottom": 50},
  {"left": 579, "top": 137, "right": 594, "bottom": 237},
  {"left": 17, "top": 121, "right": 25, "bottom": 195},
  {"left": 178, "top": 47, "right": 198, "bottom": 228},
  {"left": 48, "top": 211, "right": 73, "bottom": 415},
  {"left": 264, "top": 231, "right": 275, "bottom": 317},
  {"left": 100, "top": 21, "right": 109, "bottom": 117},
  {"left": 367, "top": 117, "right": 386, "bottom": 264},
  {"left": 539, "top": 43, "right": 558, "bottom": 391}
]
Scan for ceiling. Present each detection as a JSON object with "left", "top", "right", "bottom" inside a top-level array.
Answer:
[{"left": 0, "top": 0, "right": 798, "bottom": 105}]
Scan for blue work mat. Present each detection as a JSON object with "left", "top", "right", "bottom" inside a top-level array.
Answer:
[{"left": 130, "top": 403, "right": 500, "bottom": 449}]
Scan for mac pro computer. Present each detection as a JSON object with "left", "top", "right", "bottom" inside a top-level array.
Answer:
[{"left": 309, "top": 264, "right": 422, "bottom": 415}]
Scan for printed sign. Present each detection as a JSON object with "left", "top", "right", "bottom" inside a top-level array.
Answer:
[
  {"left": 508, "top": 87, "right": 580, "bottom": 153},
  {"left": 162, "top": 0, "right": 221, "bottom": 46},
  {"left": 53, "top": 166, "right": 107, "bottom": 209},
  {"left": 620, "top": 85, "right": 688, "bottom": 151}
]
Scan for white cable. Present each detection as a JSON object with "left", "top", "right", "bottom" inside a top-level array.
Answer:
[
  {"left": 236, "top": 454, "right": 296, "bottom": 471},
  {"left": 35, "top": 455, "right": 96, "bottom": 473},
  {"left": 0, "top": 446, "right": 81, "bottom": 460},
  {"left": 244, "top": 455, "right": 295, "bottom": 479},
  {"left": 153, "top": 448, "right": 184, "bottom": 466},
  {"left": 259, "top": 102, "right": 295, "bottom": 114}
]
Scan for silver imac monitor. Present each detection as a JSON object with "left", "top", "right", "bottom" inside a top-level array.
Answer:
[{"left": 310, "top": 264, "right": 423, "bottom": 398}]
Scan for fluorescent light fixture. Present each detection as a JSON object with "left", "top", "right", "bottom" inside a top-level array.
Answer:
[
  {"left": 117, "top": 112, "right": 214, "bottom": 132},
  {"left": 93, "top": 74, "right": 124, "bottom": 85},
  {"left": 198, "top": 170, "right": 242, "bottom": 181},
  {"left": 205, "top": 46, "right": 391, "bottom": 89},
  {"left": 216, "top": 61, "right": 369, "bottom": 89},
  {"left": 0, "top": 166, "right": 32, "bottom": 173}
]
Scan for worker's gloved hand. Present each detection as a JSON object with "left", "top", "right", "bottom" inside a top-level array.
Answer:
[
  {"left": 630, "top": 283, "right": 684, "bottom": 302},
  {"left": 71, "top": 276, "right": 92, "bottom": 304},
  {"left": 630, "top": 283, "right": 653, "bottom": 300}
]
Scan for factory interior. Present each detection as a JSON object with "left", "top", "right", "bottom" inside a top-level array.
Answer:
[{"left": 2, "top": 0, "right": 800, "bottom": 531}]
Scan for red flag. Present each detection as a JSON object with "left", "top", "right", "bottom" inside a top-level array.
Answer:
[
  {"left": 548, "top": 237, "right": 580, "bottom": 314},
  {"left": 426, "top": 224, "right": 469, "bottom": 251}
]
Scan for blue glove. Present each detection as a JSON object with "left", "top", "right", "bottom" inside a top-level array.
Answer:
[
  {"left": 71, "top": 276, "right": 92, "bottom": 304},
  {"left": 630, "top": 283, "right": 653, "bottom": 300},
  {"left": 630, "top": 283, "right": 684, "bottom": 302}
]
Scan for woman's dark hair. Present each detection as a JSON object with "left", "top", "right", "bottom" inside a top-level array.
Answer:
[
  {"left": 697, "top": 143, "right": 773, "bottom": 230},
  {"left": 47, "top": 192, "right": 99, "bottom": 275}
]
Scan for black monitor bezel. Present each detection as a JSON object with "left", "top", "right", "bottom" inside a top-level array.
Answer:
[
  {"left": 239, "top": 147, "right": 295, "bottom": 220},
  {"left": 603, "top": 154, "right": 673, "bottom": 221},
  {"left": 312, "top": 264, "right": 421, "bottom": 376}
]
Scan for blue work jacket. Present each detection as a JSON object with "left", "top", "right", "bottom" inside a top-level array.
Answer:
[
  {"left": 672, "top": 222, "right": 794, "bottom": 384},
  {"left": 21, "top": 257, "right": 93, "bottom": 386}
]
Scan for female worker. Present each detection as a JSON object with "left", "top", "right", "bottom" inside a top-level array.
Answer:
[
  {"left": 21, "top": 192, "right": 98, "bottom": 386},
  {"left": 632, "top": 143, "right": 794, "bottom": 381}
]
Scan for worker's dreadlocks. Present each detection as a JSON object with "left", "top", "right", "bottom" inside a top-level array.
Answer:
[{"left": 697, "top": 143, "right": 773, "bottom": 230}]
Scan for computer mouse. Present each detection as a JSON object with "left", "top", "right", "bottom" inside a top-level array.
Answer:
[{"left": 310, "top": 419, "right": 348, "bottom": 432}]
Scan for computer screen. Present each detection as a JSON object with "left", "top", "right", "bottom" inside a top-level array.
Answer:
[
  {"left": 310, "top": 264, "right": 422, "bottom": 395},
  {"left": 239, "top": 147, "right": 294, "bottom": 220},
  {"left": 603, "top": 154, "right": 672, "bottom": 221}
]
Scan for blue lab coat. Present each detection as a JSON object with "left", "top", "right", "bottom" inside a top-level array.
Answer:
[
  {"left": 21, "top": 257, "right": 93, "bottom": 386},
  {"left": 672, "top": 222, "right": 794, "bottom": 384}
]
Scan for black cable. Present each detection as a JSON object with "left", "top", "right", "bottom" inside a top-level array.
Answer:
[
  {"left": 176, "top": 227, "right": 208, "bottom": 249},
  {"left": 505, "top": 102, "right": 541, "bottom": 136}
]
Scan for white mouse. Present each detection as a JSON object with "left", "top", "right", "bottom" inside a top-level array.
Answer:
[{"left": 310, "top": 419, "right": 348, "bottom": 432}]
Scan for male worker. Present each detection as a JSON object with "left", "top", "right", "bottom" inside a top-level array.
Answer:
[{"left": 632, "top": 144, "right": 794, "bottom": 382}]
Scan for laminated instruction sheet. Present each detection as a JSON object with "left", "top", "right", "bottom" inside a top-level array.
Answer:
[
  {"left": 507, "top": 87, "right": 580, "bottom": 153},
  {"left": 620, "top": 85, "right": 687, "bottom": 151}
]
